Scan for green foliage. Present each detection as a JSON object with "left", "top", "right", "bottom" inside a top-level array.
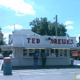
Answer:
[
  {"left": 30, "top": 17, "right": 67, "bottom": 36},
  {"left": 0, "top": 27, "right": 6, "bottom": 53},
  {"left": 2, "top": 51, "right": 11, "bottom": 57},
  {"left": 0, "top": 28, "right": 5, "bottom": 45},
  {"left": 30, "top": 17, "right": 50, "bottom": 35}
]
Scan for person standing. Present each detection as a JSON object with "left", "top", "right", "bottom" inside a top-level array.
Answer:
[
  {"left": 41, "top": 53, "right": 46, "bottom": 67},
  {"left": 33, "top": 51, "right": 39, "bottom": 69}
]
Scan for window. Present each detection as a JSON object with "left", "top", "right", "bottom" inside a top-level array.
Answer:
[
  {"left": 41, "top": 49, "right": 45, "bottom": 57},
  {"left": 60, "top": 49, "right": 63, "bottom": 57},
  {"left": 51, "top": 49, "right": 54, "bottom": 53},
  {"left": 29, "top": 49, "right": 34, "bottom": 57},
  {"left": 51, "top": 49, "right": 55, "bottom": 56},
  {"left": 46, "top": 49, "right": 49, "bottom": 56},
  {"left": 35, "top": 49, "right": 39, "bottom": 53},
  {"left": 64, "top": 49, "right": 67, "bottom": 57},
  {"left": 23, "top": 49, "right": 27, "bottom": 57},
  {"left": 55, "top": 49, "right": 58, "bottom": 57},
  {"left": 35, "top": 49, "right": 40, "bottom": 57},
  {"left": 41, "top": 49, "right": 45, "bottom": 53}
]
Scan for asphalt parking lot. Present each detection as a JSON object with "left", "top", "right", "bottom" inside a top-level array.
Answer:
[
  {"left": 0, "top": 68, "right": 79, "bottom": 80},
  {"left": 0, "top": 60, "right": 80, "bottom": 80}
]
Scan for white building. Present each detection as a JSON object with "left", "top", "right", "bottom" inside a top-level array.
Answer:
[{"left": 0, "top": 29, "right": 77, "bottom": 66}]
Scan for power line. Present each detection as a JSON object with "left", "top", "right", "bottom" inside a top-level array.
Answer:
[
  {"left": 67, "top": 30, "right": 79, "bottom": 36},
  {"left": 59, "top": 14, "right": 80, "bottom": 20},
  {"left": 67, "top": 32, "right": 77, "bottom": 36},
  {"left": 71, "top": 30, "right": 80, "bottom": 34},
  {"left": 67, "top": 29, "right": 80, "bottom": 35}
]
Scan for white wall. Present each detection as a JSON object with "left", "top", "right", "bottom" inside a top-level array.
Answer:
[
  {"left": 12, "top": 58, "right": 71, "bottom": 66},
  {"left": 11, "top": 34, "right": 76, "bottom": 48},
  {"left": 12, "top": 48, "right": 71, "bottom": 66}
]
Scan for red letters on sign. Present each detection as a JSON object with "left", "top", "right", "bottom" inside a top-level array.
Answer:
[
  {"left": 27, "top": 38, "right": 74, "bottom": 44},
  {"left": 36, "top": 39, "right": 40, "bottom": 43},
  {"left": 27, "top": 38, "right": 40, "bottom": 44},
  {"left": 27, "top": 38, "right": 31, "bottom": 43},
  {"left": 50, "top": 39, "right": 73, "bottom": 44},
  {"left": 58, "top": 39, "right": 61, "bottom": 44},
  {"left": 32, "top": 38, "right": 35, "bottom": 43},
  {"left": 62, "top": 39, "right": 66, "bottom": 44}
]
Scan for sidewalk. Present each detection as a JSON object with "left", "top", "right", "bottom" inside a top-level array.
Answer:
[
  {"left": 0, "top": 67, "right": 80, "bottom": 80},
  {"left": 0, "top": 70, "right": 23, "bottom": 80}
]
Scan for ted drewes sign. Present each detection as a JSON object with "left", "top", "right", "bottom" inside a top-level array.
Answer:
[{"left": 9, "top": 34, "right": 77, "bottom": 48}]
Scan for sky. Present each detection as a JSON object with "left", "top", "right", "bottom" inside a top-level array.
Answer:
[{"left": 0, "top": 0, "right": 80, "bottom": 43}]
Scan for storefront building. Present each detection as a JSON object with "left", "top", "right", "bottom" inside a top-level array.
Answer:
[{"left": 0, "top": 29, "right": 77, "bottom": 66}]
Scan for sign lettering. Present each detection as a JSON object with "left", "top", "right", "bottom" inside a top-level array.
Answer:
[
  {"left": 27, "top": 38, "right": 40, "bottom": 44},
  {"left": 27, "top": 38, "right": 74, "bottom": 44}
]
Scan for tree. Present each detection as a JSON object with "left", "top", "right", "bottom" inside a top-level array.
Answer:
[
  {"left": 30, "top": 17, "right": 50, "bottom": 35},
  {"left": 0, "top": 27, "right": 6, "bottom": 53},
  {"left": 30, "top": 17, "right": 67, "bottom": 36}
]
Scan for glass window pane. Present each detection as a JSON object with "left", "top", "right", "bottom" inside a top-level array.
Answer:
[
  {"left": 51, "top": 49, "right": 54, "bottom": 53},
  {"left": 51, "top": 49, "right": 55, "bottom": 57},
  {"left": 29, "top": 49, "right": 34, "bottom": 57},
  {"left": 23, "top": 49, "right": 27, "bottom": 57},
  {"left": 41, "top": 49, "right": 45, "bottom": 53},
  {"left": 35, "top": 49, "right": 39, "bottom": 53},
  {"left": 60, "top": 49, "right": 63, "bottom": 57},
  {"left": 55, "top": 49, "right": 58, "bottom": 57},
  {"left": 46, "top": 49, "right": 49, "bottom": 56},
  {"left": 41, "top": 49, "right": 45, "bottom": 57},
  {"left": 64, "top": 49, "right": 67, "bottom": 57},
  {"left": 35, "top": 49, "right": 40, "bottom": 56}
]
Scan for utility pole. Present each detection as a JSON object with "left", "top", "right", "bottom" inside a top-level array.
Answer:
[
  {"left": 14, "top": 24, "right": 15, "bottom": 31},
  {"left": 55, "top": 15, "right": 58, "bottom": 36},
  {"left": 12, "top": 24, "right": 15, "bottom": 33}
]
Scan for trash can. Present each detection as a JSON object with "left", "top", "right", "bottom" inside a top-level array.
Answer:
[{"left": 3, "top": 57, "right": 12, "bottom": 75}]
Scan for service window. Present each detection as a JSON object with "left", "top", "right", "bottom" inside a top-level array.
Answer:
[
  {"left": 50, "top": 49, "right": 55, "bottom": 56},
  {"left": 60, "top": 49, "right": 63, "bottom": 57},
  {"left": 64, "top": 49, "right": 67, "bottom": 57},
  {"left": 41, "top": 49, "right": 45, "bottom": 53},
  {"left": 55, "top": 49, "right": 59, "bottom": 57},
  {"left": 23, "top": 49, "right": 27, "bottom": 57},
  {"left": 35, "top": 49, "right": 40, "bottom": 57},
  {"left": 29, "top": 49, "right": 34, "bottom": 57},
  {"left": 46, "top": 49, "right": 49, "bottom": 56},
  {"left": 35, "top": 49, "right": 39, "bottom": 53},
  {"left": 41, "top": 49, "right": 45, "bottom": 57}
]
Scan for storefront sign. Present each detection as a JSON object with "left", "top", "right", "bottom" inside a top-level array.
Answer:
[
  {"left": 27, "top": 38, "right": 40, "bottom": 44},
  {"left": 50, "top": 39, "right": 73, "bottom": 44},
  {"left": 27, "top": 38, "right": 74, "bottom": 44}
]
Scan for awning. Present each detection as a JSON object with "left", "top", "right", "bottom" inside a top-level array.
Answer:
[
  {"left": 70, "top": 47, "right": 80, "bottom": 50},
  {"left": 0, "top": 45, "right": 79, "bottom": 51},
  {"left": 0, "top": 45, "right": 14, "bottom": 51}
]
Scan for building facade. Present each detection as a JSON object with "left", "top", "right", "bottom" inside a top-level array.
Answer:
[{"left": 1, "top": 29, "right": 77, "bottom": 66}]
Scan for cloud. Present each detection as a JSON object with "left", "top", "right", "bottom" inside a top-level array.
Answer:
[
  {"left": 4, "top": 24, "right": 23, "bottom": 30},
  {"left": 3, "top": 32, "right": 12, "bottom": 38},
  {"left": 3, "top": 32, "right": 12, "bottom": 44},
  {"left": 76, "top": 34, "right": 80, "bottom": 42},
  {"left": 65, "top": 21, "right": 74, "bottom": 25},
  {"left": 0, "top": 0, "right": 35, "bottom": 16},
  {"left": 15, "top": 13, "right": 24, "bottom": 16},
  {"left": 76, "top": 37, "right": 79, "bottom": 42},
  {"left": 66, "top": 26, "right": 73, "bottom": 29}
]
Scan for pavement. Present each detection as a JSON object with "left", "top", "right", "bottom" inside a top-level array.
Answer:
[{"left": 0, "top": 60, "right": 80, "bottom": 80}]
